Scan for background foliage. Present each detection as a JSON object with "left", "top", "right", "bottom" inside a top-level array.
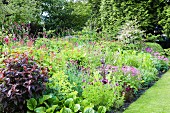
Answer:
[{"left": 0, "top": 0, "right": 170, "bottom": 37}]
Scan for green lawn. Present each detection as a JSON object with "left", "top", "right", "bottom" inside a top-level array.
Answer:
[{"left": 124, "top": 70, "right": 170, "bottom": 113}]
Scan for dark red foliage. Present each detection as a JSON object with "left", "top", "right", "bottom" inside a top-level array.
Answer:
[{"left": 0, "top": 53, "right": 49, "bottom": 113}]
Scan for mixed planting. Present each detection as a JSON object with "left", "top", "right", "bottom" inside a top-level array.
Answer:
[
  {"left": 0, "top": 27, "right": 169, "bottom": 112},
  {"left": 0, "top": 0, "right": 170, "bottom": 113}
]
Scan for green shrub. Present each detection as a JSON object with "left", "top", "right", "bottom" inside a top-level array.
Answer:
[
  {"left": 122, "top": 43, "right": 144, "bottom": 51},
  {"left": 82, "top": 79, "right": 124, "bottom": 110},
  {"left": 0, "top": 0, "right": 40, "bottom": 26},
  {"left": 152, "top": 52, "right": 169, "bottom": 72},
  {"left": 159, "top": 6, "right": 170, "bottom": 37},
  {"left": 144, "top": 42, "right": 164, "bottom": 53},
  {"left": 109, "top": 50, "right": 159, "bottom": 85},
  {"left": 89, "top": 0, "right": 168, "bottom": 35},
  {"left": 145, "top": 34, "right": 160, "bottom": 42},
  {"left": 47, "top": 71, "right": 74, "bottom": 99},
  {"left": 65, "top": 62, "right": 85, "bottom": 96},
  {"left": 164, "top": 48, "right": 170, "bottom": 56}
]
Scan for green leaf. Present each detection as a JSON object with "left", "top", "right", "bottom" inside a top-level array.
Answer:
[
  {"left": 74, "top": 104, "right": 80, "bottom": 112},
  {"left": 60, "top": 108, "right": 73, "bottom": 113},
  {"left": 98, "top": 106, "right": 106, "bottom": 113},
  {"left": 81, "top": 99, "right": 89, "bottom": 107},
  {"left": 27, "top": 98, "right": 37, "bottom": 111},
  {"left": 48, "top": 96, "right": 59, "bottom": 105},
  {"left": 84, "top": 107, "right": 95, "bottom": 113},
  {"left": 35, "top": 107, "right": 46, "bottom": 113},
  {"left": 39, "top": 94, "right": 53, "bottom": 105},
  {"left": 64, "top": 98, "right": 74, "bottom": 107},
  {"left": 46, "top": 105, "right": 58, "bottom": 113}
]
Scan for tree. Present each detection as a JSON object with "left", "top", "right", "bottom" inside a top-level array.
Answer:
[
  {"left": 159, "top": 5, "right": 170, "bottom": 37},
  {"left": 89, "top": 0, "right": 168, "bottom": 36},
  {"left": 67, "top": 1, "right": 91, "bottom": 30},
  {"left": 0, "top": 0, "right": 41, "bottom": 24},
  {"left": 39, "top": 0, "right": 91, "bottom": 34},
  {"left": 0, "top": 0, "right": 41, "bottom": 32},
  {"left": 99, "top": 0, "right": 123, "bottom": 36}
]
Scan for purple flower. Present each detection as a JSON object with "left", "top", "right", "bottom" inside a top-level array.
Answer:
[
  {"left": 82, "top": 79, "right": 86, "bottom": 82},
  {"left": 145, "top": 47, "right": 153, "bottom": 53},
  {"left": 102, "top": 79, "right": 108, "bottom": 84},
  {"left": 126, "top": 86, "right": 132, "bottom": 92},
  {"left": 115, "top": 83, "right": 119, "bottom": 86},
  {"left": 27, "top": 23, "right": 30, "bottom": 28}
]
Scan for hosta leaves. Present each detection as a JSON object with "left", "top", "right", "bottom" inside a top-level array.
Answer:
[
  {"left": 47, "top": 96, "right": 59, "bottom": 105},
  {"left": 98, "top": 106, "right": 106, "bottom": 113},
  {"left": 39, "top": 94, "right": 53, "bottom": 105},
  {"left": 74, "top": 104, "right": 80, "bottom": 112},
  {"left": 84, "top": 107, "right": 95, "bottom": 113},
  {"left": 35, "top": 107, "right": 46, "bottom": 113},
  {"left": 46, "top": 105, "right": 58, "bottom": 113},
  {"left": 27, "top": 98, "right": 37, "bottom": 111},
  {"left": 64, "top": 98, "right": 74, "bottom": 107},
  {"left": 60, "top": 108, "right": 73, "bottom": 113}
]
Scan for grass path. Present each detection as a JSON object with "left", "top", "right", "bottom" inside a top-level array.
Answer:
[{"left": 124, "top": 70, "right": 170, "bottom": 113}]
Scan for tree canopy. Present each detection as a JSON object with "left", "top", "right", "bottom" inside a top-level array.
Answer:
[{"left": 0, "top": 0, "right": 170, "bottom": 36}]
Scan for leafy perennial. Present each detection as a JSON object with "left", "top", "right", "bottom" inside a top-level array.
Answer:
[{"left": 0, "top": 53, "right": 49, "bottom": 113}]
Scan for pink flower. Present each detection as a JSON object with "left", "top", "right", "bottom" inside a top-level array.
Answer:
[
  {"left": 163, "top": 58, "right": 169, "bottom": 61},
  {"left": 154, "top": 52, "right": 160, "bottom": 56},
  {"left": 157, "top": 55, "right": 165, "bottom": 60},
  {"left": 145, "top": 47, "right": 153, "bottom": 53},
  {"left": 13, "top": 37, "right": 17, "bottom": 41},
  {"left": 4, "top": 36, "right": 9, "bottom": 44},
  {"left": 122, "top": 66, "right": 140, "bottom": 76},
  {"left": 131, "top": 67, "right": 140, "bottom": 76},
  {"left": 111, "top": 66, "right": 118, "bottom": 72}
]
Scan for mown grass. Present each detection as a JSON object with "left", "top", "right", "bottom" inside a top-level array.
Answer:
[{"left": 124, "top": 70, "right": 170, "bottom": 113}]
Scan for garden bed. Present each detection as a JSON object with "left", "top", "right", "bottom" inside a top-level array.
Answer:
[
  {"left": 0, "top": 38, "right": 169, "bottom": 113},
  {"left": 124, "top": 70, "right": 170, "bottom": 113},
  {"left": 116, "top": 70, "right": 169, "bottom": 113}
]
